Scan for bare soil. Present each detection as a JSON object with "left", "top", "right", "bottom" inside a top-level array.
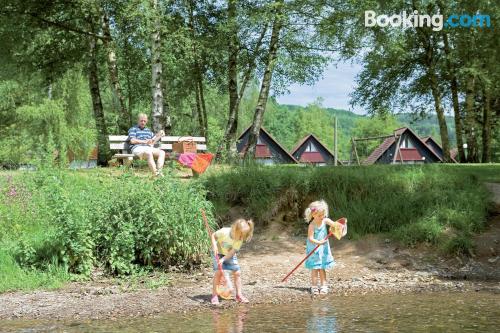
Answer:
[{"left": 1, "top": 184, "right": 499, "bottom": 321}]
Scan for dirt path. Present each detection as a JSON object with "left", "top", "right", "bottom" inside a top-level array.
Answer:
[{"left": 1, "top": 185, "right": 499, "bottom": 321}]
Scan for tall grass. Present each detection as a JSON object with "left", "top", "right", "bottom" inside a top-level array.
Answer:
[
  {"left": 0, "top": 249, "right": 69, "bottom": 292},
  {"left": 0, "top": 164, "right": 495, "bottom": 292},
  {"left": 203, "top": 164, "right": 492, "bottom": 255},
  {"left": 0, "top": 169, "right": 216, "bottom": 292}
]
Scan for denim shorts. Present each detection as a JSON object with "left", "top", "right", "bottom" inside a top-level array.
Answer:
[{"left": 212, "top": 253, "right": 240, "bottom": 271}]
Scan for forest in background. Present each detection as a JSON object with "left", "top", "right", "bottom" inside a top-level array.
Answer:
[{"left": 0, "top": 0, "right": 498, "bottom": 166}]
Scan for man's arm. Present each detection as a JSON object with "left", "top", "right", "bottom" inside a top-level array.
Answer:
[
  {"left": 130, "top": 137, "right": 153, "bottom": 145},
  {"left": 151, "top": 130, "right": 165, "bottom": 145},
  {"left": 128, "top": 127, "right": 154, "bottom": 145}
]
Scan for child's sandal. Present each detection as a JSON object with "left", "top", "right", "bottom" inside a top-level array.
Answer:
[
  {"left": 311, "top": 286, "right": 320, "bottom": 295},
  {"left": 319, "top": 285, "right": 329, "bottom": 295},
  {"left": 211, "top": 294, "right": 220, "bottom": 305},
  {"left": 236, "top": 294, "right": 249, "bottom": 303}
]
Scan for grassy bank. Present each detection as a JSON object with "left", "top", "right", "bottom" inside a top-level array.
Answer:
[
  {"left": 203, "top": 164, "right": 494, "bottom": 254},
  {"left": 0, "top": 169, "right": 216, "bottom": 293},
  {"left": 0, "top": 164, "right": 496, "bottom": 293}
]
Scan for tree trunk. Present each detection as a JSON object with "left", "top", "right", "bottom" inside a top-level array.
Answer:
[
  {"left": 449, "top": 75, "right": 464, "bottom": 162},
  {"left": 482, "top": 88, "right": 492, "bottom": 163},
  {"left": 198, "top": 78, "right": 208, "bottom": 136},
  {"left": 414, "top": 20, "right": 451, "bottom": 163},
  {"left": 441, "top": 36, "right": 465, "bottom": 162},
  {"left": 186, "top": 0, "right": 207, "bottom": 137},
  {"left": 215, "top": 0, "right": 239, "bottom": 161},
  {"left": 88, "top": 35, "right": 109, "bottom": 166},
  {"left": 47, "top": 82, "right": 52, "bottom": 99},
  {"left": 151, "top": 0, "right": 170, "bottom": 134},
  {"left": 437, "top": 0, "right": 464, "bottom": 162},
  {"left": 194, "top": 82, "right": 205, "bottom": 136},
  {"left": 215, "top": 3, "right": 269, "bottom": 161},
  {"left": 428, "top": 71, "right": 451, "bottom": 162},
  {"left": 102, "top": 10, "right": 131, "bottom": 133},
  {"left": 464, "top": 75, "right": 479, "bottom": 162},
  {"left": 244, "top": 0, "right": 284, "bottom": 159}
]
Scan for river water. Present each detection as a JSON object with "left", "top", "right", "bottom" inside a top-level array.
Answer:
[{"left": 2, "top": 292, "right": 499, "bottom": 332}]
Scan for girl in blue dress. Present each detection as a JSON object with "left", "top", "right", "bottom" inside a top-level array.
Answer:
[{"left": 305, "top": 200, "right": 338, "bottom": 295}]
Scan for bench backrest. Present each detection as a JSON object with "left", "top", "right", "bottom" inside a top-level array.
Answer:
[{"left": 109, "top": 135, "right": 207, "bottom": 152}]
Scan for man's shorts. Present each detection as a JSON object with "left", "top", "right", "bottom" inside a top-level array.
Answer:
[{"left": 131, "top": 145, "right": 156, "bottom": 157}]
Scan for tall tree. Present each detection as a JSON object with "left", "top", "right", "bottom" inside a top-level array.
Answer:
[
  {"left": 413, "top": 20, "right": 451, "bottom": 162},
  {"left": 215, "top": 0, "right": 268, "bottom": 161},
  {"left": 101, "top": 5, "right": 132, "bottom": 133},
  {"left": 244, "top": 0, "right": 284, "bottom": 159},
  {"left": 185, "top": 0, "right": 208, "bottom": 137},
  {"left": 88, "top": 23, "right": 110, "bottom": 166},
  {"left": 150, "top": 0, "right": 170, "bottom": 134},
  {"left": 437, "top": 1, "right": 465, "bottom": 162}
]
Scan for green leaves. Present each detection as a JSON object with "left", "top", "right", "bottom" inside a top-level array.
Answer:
[
  {"left": 203, "top": 164, "right": 491, "bottom": 255},
  {"left": 2, "top": 170, "right": 216, "bottom": 277}
]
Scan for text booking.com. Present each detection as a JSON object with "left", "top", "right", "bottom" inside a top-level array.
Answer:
[{"left": 365, "top": 10, "right": 492, "bottom": 31}]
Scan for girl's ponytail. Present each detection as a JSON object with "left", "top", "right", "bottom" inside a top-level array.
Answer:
[{"left": 304, "top": 207, "right": 313, "bottom": 223}]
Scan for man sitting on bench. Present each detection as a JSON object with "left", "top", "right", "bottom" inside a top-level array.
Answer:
[{"left": 128, "top": 113, "right": 165, "bottom": 177}]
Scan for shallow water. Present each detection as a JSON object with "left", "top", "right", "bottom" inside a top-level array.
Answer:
[{"left": 2, "top": 292, "right": 500, "bottom": 332}]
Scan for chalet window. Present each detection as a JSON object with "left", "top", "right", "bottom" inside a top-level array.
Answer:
[
  {"left": 257, "top": 137, "right": 263, "bottom": 144},
  {"left": 400, "top": 137, "right": 414, "bottom": 148},
  {"left": 305, "top": 142, "right": 318, "bottom": 152}
]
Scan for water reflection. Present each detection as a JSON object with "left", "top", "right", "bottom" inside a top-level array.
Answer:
[
  {"left": 306, "top": 302, "right": 338, "bottom": 333},
  {"left": 211, "top": 307, "right": 248, "bottom": 333},
  {"left": 2, "top": 292, "right": 500, "bottom": 332}
]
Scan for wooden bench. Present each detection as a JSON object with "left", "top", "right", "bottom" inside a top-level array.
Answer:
[{"left": 109, "top": 135, "right": 207, "bottom": 163}]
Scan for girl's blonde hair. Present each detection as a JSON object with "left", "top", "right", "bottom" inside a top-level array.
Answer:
[
  {"left": 231, "top": 218, "right": 254, "bottom": 242},
  {"left": 304, "top": 200, "right": 329, "bottom": 223}
]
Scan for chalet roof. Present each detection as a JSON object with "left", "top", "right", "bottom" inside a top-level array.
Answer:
[
  {"left": 238, "top": 126, "right": 298, "bottom": 163},
  {"left": 363, "top": 136, "right": 396, "bottom": 165},
  {"left": 394, "top": 127, "right": 407, "bottom": 136},
  {"left": 422, "top": 135, "right": 457, "bottom": 163},
  {"left": 363, "top": 127, "right": 442, "bottom": 164},
  {"left": 291, "top": 134, "right": 341, "bottom": 164},
  {"left": 421, "top": 136, "right": 439, "bottom": 156}
]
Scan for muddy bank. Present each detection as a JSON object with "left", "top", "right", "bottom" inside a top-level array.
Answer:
[{"left": 1, "top": 230, "right": 499, "bottom": 321}]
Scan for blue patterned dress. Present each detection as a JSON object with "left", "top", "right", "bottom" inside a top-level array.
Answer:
[{"left": 305, "top": 220, "right": 335, "bottom": 270}]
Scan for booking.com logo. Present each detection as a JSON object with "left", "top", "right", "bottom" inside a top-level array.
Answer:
[{"left": 365, "top": 10, "right": 492, "bottom": 31}]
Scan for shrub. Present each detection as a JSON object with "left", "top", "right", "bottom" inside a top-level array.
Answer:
[
  {"left": 2, "top": 169, "right": 217, "bottom": 277},
  {"left": 202, "top": 164, "right": 491, "bottom": 255}
]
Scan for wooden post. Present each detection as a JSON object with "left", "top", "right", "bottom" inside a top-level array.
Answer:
[
  {"left": 393, "top": 134, "right": 402, "bottom": 164},
  {"left": 349, "top": 138, "right": 354, "bottom": 165},
  {"left": 334, "top": 116, "right": 338, "bottom": 166},
  {"left": 352, "top": 138, "right": 360, "bottom": 166}
]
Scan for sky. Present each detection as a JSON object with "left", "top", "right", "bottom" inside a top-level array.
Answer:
[{"left": 276, "top": 61, "right": 366, "bottom": 114}]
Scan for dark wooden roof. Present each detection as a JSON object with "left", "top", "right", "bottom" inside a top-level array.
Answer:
[
  {"left": 238, "top": 126, "right": 298, "bottom": 163},
  {"left": 363, "top": 136, "right": 396, "bottom": 165},
  {"left": 363, "top": 127, "right": 442, "bottom": 164},
  {"left": 422, "top": 136, "right": 457, "bottom": 163},
  {"left": 291, "top": 134, "right": 341, "bottom": 165}
]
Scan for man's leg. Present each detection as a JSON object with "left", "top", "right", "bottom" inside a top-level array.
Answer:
[
  {"left": 152, "top": 148, "right": 165, "bottom": 173},
  {"left": 133, "top": 147, "right": 156, "bottom": 175},
  {"left": 144, "top": 151, "right": 157, "bottom": 175}
]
